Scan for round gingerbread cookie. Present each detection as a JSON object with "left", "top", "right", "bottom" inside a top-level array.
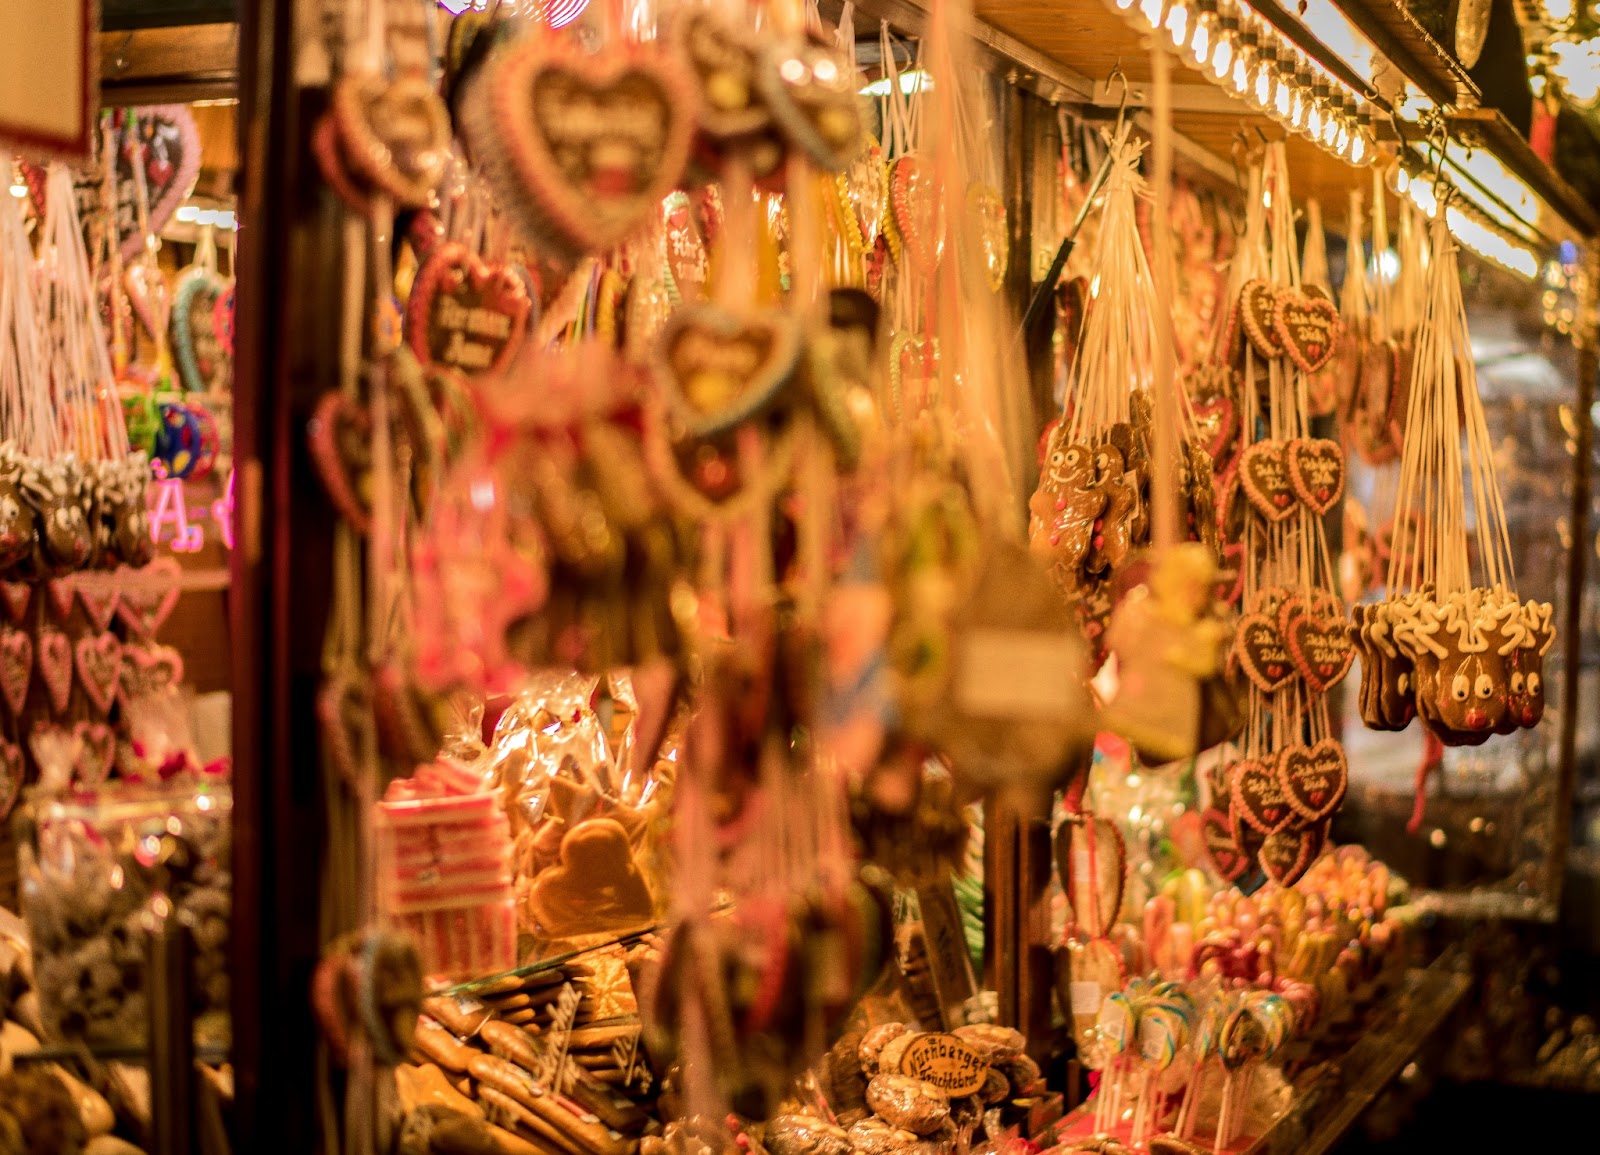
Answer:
[
  {"left": 763, "top": 1116, "right": 852, "bottom": 1155},
  {"left": 847, "top": 1117, "right": 918, "bottom": 1155},
  {"left": 952, "top": 1023, "right": 1026, "bottom": 1063},
  {"left": 859, "top": 1022, "right": 911, "bottom": 1072},
  {"left": 865, "top": 1074, "right": 950, "bottom": 1136}
]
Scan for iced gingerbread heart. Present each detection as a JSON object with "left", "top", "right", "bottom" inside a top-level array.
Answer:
[
  {"left": 1189, "top": 382, "right": 1238, "bottom": 473},
  {"left": 756, "top": 39, "right": 864, "bottom": 171},
  {"left": 673, "top": 9, "right": 770, "bottom": 140},
  {"left": 655, "top": 304, "right": 801, "bottom": 436},
  {"left": 1238, "top": 440, "right": 1297, "bottom": 522},
  {"left": 1233, "top": 612, "right": 1294, "bottom": 692},
  {"left": 75, "top": 632, "right": 123, "bottom": 715},
  {"left": 1273, "top": 289, "right": 1338, "bottom": 374},
  {"left": 36, "top": 628, "right": 73, "bottom": 715},
  {"left": 74, "top": 720, "right": 116, "bottom": 787},
  {"left": 0, "top": 627, "right": 31, "bottom": 716},
  {"left": 886, "top": 155, "right": 943, "bottom": 269},
  {"left": 118, "top": 557, "right": 183, "bottom": 638},
  {"left": 1284, "top": 608, "right": 1354, "bottom": 692},
  {"left": 406, "top": 243, "right": 531, "bottom": 379},
  {"left": 0, "top": 581, "right": 30, "bottom": 625},
  {"left": 1276, "top": 739, "right": 1348, "bottom": 823},
  {"left": 1285, "top": 437, "right": 1344, "bottom": 515},
  {"left": 1229, "top": 758, "right": 1294, "bottom": 834},
  {"left": 1239, "top": 280, "right": 1284, "bottom": 359},
  {"left": 1055, "top": 814, "right": 1126, "bottom": 939},
  {"left": 75, "top": 570, "right": 122, "bottom": 633},
  {"left": 473, "top": 38, "right": 697, "bottom": 257},
  {"left": 1200, "top": 807, "right": 1249, "bottom": 881},
  {"left": 119, "top": 641, "right": 186, "bottom": 702},
  {"left": 331, "top": 74, "right": 452, "bottom": 208},
  {"left": 308, "top": 391, "right": 374, "bottom": 535},
  {"left": 1258, "top": 822, "right": 1324, "bottom": 886}
]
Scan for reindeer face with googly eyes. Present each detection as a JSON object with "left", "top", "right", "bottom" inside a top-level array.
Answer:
[
  {"left": 1435, "top": 650, "right": 1508, "bottom": 737},
  {"left": 1504, "top": 648, "right": 1547, "bottom": 731}
]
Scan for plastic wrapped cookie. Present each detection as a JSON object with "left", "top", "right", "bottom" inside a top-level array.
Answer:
[
  {"left": 846, "top": 1117, "right": 919, "bottom": 1155},
  {"left": 953, "top": 1024, "right": 1026, "bottom": 1063},
  {"left": 979, "top": 1069, "right": 1010, "bottom": 1106},
  {"left": 864, "top": 1074, "right": 950, "bottom": 1136},
  {"left": 763, "top": 1115, "right": 852, "bottom": 1155},
  {"left": 858, "top": 1022, "right": 911, "bottom": 1072},
  {"left": 997, "top": 1053, "right": 1042, "bottom": 1094}
]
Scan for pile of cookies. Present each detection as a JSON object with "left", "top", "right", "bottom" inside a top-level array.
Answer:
[{"left": 797, "top": 1022, "right": 1043, "bottom": 1155}]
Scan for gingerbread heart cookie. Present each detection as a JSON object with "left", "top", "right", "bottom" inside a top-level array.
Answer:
[
  {"left": 1276, "top": 739, "right": 1348, "bottom": 823},
  {"left": 36, "top": 628, "right": 73, "bottom": 715},
  {"left": 1230, "top": 758, "right": 1295, "bottom": 834},
  {"left": 1238, "top": 440, "right": 1297, "bottom": 522},
  {"left": 309, "top": 391, "right": 375, "bottom": 535},
  {"left": 74, "top": 720, "right": 116, "bottom": 788},
  {"left": 118, "top": 557, "right": 183, "bottom": 638},
  {"left": 75, "top": 632, "right": 123, "bottom": 715},
  {"left": 1284, "top": 609, "right": 1354, "bottom": 692},
  {"left": 674, "top": 10, "right": 770, "bottom": 140},
  {"left": 1285, "top": 438, "right": 1344, "bottom": 515},
  {"left": 331, "top": 74, "right": 452, "bottom": 208},
  {"left": 407, "top": 243, "right": 532, "bottom": 379},
  {"left": 757, "top": 39, "right": 865, "bottom": 171},
  {"left": 0, "top": 627, "right": 31, "bottom": 716},
  {"left": 1258, "top": 822, "right": 1323, "bottom": 886},
  {"left": 1273, "top": 289, "right": 1338, "bottom": 374},
  {"left": 886, "top": 155, "right": 943, "bottom": 269},
  {"left": 526, "top": 817, "right": 655, "bottom": 938},
  {"left": 1190, "top": 387, "right": 1238, "bottom": 473},
  {"left": 119, "top": 641, "right": 186, "bottom": 703},
  {"left": 1240, "top": 280, "right": 1284, "bottom": 359},
  {"left": 1233, "top": 612, "right": 1294, "bottom": 692},
  {"left": 1201, "top": 807, "right": 1249, "bottom": 881},
  {"left": 470, "top": 39, "right": 697, "bottom": 257},
  {"left": 655, "top": 305, "right": 802, "bottom": 436},
  {"left": 1055, "top": 815, "right": 1126, "bottom": 939}
]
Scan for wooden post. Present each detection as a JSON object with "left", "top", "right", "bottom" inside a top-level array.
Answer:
[{"left": 231, "top": 1, "right": 340, "bottom": 1149}]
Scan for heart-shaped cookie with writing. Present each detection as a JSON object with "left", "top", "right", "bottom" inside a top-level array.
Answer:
[
  {"left": 45, "top": 576, "right": 76, "bottom": 622},
  {"left": 756, "top": 39, "right": 864, "bottom": 171},
  {"left": 1277, "top": 739, "right": 1348, "bottom": 823},
  {"left": 406, "top": 243, "right": 531, "bottom": 379},
  {"left": 76, "top": 570, "right": 123, "bottom": 633},
  {"left": 0, "top": 627, "right": 31, "bottom": 716},
  {"left": 1229, "top": 758, "right": 1294, "bottom": 835},
  {"left": 36, "top": 628, "right": 73, "bottom": 715},
  {"left": 1240, "top": 280, "right": 1284, "bottom": 359},
  {"left": 331, "top": 74, "right": 452, "bottom": 208},
  {"left": 1191, "top": 390, "right": 1238, "bottom": 473},
  {"left": 74, "top": 721, "right": 116, "bottom": 788},
  {"left": 1258, "top": 822, "right": 1324, "bottom": 886},
  {"left": 1286, "top": 437, "right": 1344, "bottom": 515},
  {"left": 472, "top": 39, "right": 697, "bottom": 257},
  {"left": 1284, "top": 611, "right": 1354, "bottom": 692},
  {"left": 0, "top": 581, "right": 30, "bottom": 625},
  {"left": 118, "top": 557, "right": 183, "bottom": 638},
  {"left": 1273, "top": 289, "right": 1338, "bottom": 374},
  {"left": 1233, "top": 612, "right": 1294, "bottom": 692},
  {"left": 1201, "top": 807, "right": 1249, "bottom": 881},
  {"left": 1215, "top": 541, "right": 1245, "bottom": 608},
  {"left": 655, "top": 305, "right": 801, "bottom": 436},
  {"left": 1238, "top": 440, "right": 1297, "bottom": 523},
  {"left": 0, "top": 740, "right": 20, "bottom": 821},
  {"left": 308, "top": 390, "right": 374, "bottom": 535},
  {"left": 674, "top": 9, "right": 770, "bottom": 140},
  {"left": 76, "top": 632, "right": 123, "bottom": 715},
  {"left": 120, "top": 641, "right": 186, "bottom": 703}
]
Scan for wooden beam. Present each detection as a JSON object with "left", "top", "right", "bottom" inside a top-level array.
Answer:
[{"left": 99, "top": 24, "right": 238, "bottom": 104}]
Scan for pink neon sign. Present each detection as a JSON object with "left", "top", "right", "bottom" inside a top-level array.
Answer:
[{"left": 148, "top": 468, "right": 235, "bottom": 554}]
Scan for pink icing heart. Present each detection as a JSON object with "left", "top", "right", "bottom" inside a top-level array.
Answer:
[
  {"left": 76, "top": 571, "right": 123, "bottom": 633},
  {"left": 36, "top": 629, "right": 72, "bottom": 715},
  {"left": 45, "top": 576, "right": 76, "bottom": 622},
  {"left": 75, "top": 632, "right": 123, "bottom": 716},
  {"left": 0, "top": 740, "right": 20, "bottom": 821},
  {"left": 119, "top": 642, "right": 185, "bottom": 703},
  {"left": 0, "top": 627, "right": 32, "bottom": 716},
  {"left": 73, "top": 721, "right": 116, "bottom": 787},
  {"left": 0, "top": 582, "right": 30, "bottom": 624},
  {"left": 117, "top": 558, "right": 183, "bottom": 638}
]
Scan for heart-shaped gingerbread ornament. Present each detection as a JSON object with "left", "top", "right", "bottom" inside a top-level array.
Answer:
[
  {"left": 1284, "top": 611, "right": 1354, "bottom": 692},
  {"left": 474, "top": 39, "right": 697, "bottom": 257},
  {"left": 120, "top": 642, "right": 186, "bottom": 703},
  {"left": 1234, "top": 612, "right": 1295, "bottom": 692},
  {"left": 1277, "top": 739, "right": 1348, "bottom": 822},
  {"left": 45, "top": 576, "right": 76, "bottom": 622},
  {"left": 406, "top": 243, "right": 532, "bottom": 379},
  {"left": 1055, "top": 815, "right": 1127, "bottom": 939},
  {"left": 331, "top": 75, "right": 452, "bottom": 208},
  {"left": 1259, "top": 823, "right": 1324, "bottom": 886},
  {"left": 74, "top": 721, "right": 116, "bottom": 788},
  {"left": 0, "top": 581, "right": 30, "bottom": 624},
  {"left": 887, "top": 155, "right": 943, "bottom": 269},
  {"left": 1230, "top": 758, "right": 1294, "bottom": 835},
  {"left": 1240, "top": 280, "right": 1284, "bottom": 359},
  {"left": 309, "top": 391, "right": 374, "bottom": 535},
  {"left": 118, "top": 557, "right": 183, "bottom": 638},
  {"left": 76, "top": 633, "right": 123, "bottom": 715},
  {"left": 36, "top": 628, "right": 73, "bottom": 715},
  {"left": 1286, "top": 437, "right": 1345, "bottom": 515},
  {"left": 1191, "top": 390, "right": 1238, "bottom": 472},
  {"left": 756, "top": 40, "right": 864, "bottom": 171},
  {"left": 1273, "top": 289, "right": 1339, "bottom": 374},
  {"left": 0, "top": 627, "right": 31, "bottom": 716},
  {"left": 656, "top": 305, "right": 801, "bottom": 436},
  {"left": 1238, "top": 440, "right": 1297, "bottom": 523},
  {"left": 0, "top": 740, "right": 20, "bottom": 821},
  {"left": 76, "top": 570, "right": 123, "bottom": 633},
  {"left": 1201, "top": 807, "right": 1249, "bottom": 881}
]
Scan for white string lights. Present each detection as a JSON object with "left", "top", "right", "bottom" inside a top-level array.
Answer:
[{"left": 1111, "top": 0, "right": 1377, "bottom": 166}]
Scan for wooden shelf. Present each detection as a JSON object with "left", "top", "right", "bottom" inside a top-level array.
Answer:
[{"left": 1328, "top": 0, "right": 1481, "bottom": 108}]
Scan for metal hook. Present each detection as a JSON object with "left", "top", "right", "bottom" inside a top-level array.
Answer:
[{"left": 1105, "top": 62, "right": 1130, "bottom": 137}]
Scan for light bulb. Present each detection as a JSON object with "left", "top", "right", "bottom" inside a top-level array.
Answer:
[
  {"left": 1273, "top": 70, "right": 1292, "bottom": 118},
  {"left": 1116, "top": 0, "right": 1138, "bottom": 11},
  {"left": 1212, "top": 34, "right": 1234, "bottom": 79},
  {"left": 1191, "top": 22, "right": 1211, "bottom": 63},
  {"left": 1165, "top": 1, "right": 1189, "bottom": 46},
  {"left": 1306, "top": 103, "right": 1322, "bottom": 138},
  {"left": 1322, "top": 113, "right": 1339, "bottom": 147},
  {"left": 1138, "top": 0, "right": 1164, "bottom": 28},
  {"left": 1350, "top": 131, "right": 1368, "bottom": 164}
]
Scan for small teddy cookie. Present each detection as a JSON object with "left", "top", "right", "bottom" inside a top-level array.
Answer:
[{"left": 865, "top": 1074, "right": 950, "bottom": 1135}]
